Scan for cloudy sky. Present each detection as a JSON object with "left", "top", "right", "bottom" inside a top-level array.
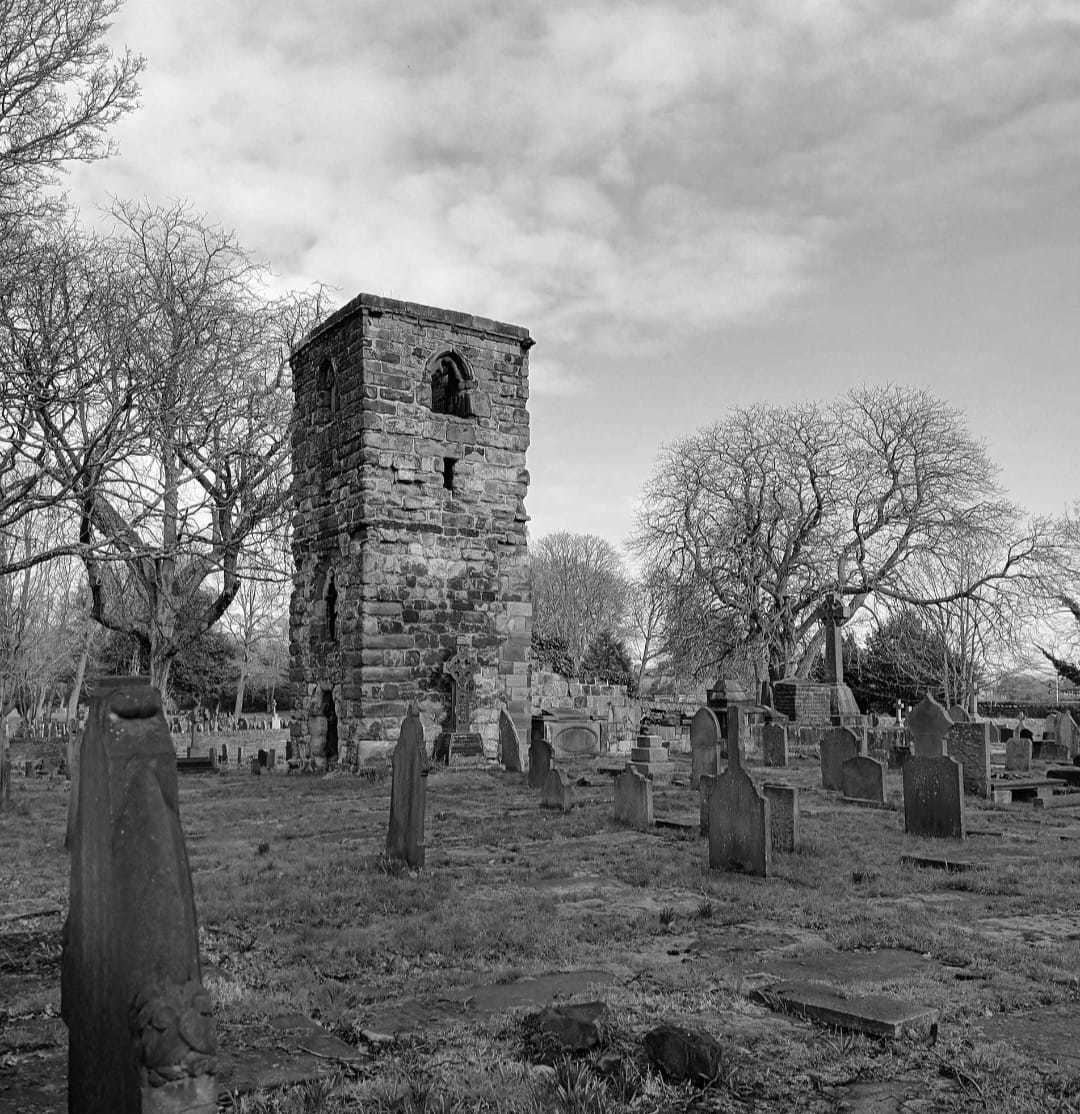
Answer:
[{"left": 70, "top": 0, "right": 1080, "bottom": 554}]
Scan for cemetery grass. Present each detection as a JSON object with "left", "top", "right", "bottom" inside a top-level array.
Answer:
[{"left": 2, "top": 751, "right": 1080, "bottom": 1112}]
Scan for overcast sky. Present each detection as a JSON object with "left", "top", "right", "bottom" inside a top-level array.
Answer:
[{"left": 70, "top": 0, "right": 1080, "bottom": 556}]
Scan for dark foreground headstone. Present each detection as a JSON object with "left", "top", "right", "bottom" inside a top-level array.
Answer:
[
  {"left": 761, "top": 723, "right": 788, "bottom": 768},
  {"left": 386, "top": 705, "right": 430, "bottom": 869},
  {"left": 762, "top": 784, "right": 799, "bottom": 853},
  {"left": 643, "top": 1023, "right": 723, "bottom": 1085},
  {"left": 903, "top": 755, "right": 965, "bottom": 839},
  {"left": 63, "top": 676, "right": 216, "bottom": 1114},
  {"left": 689, "top": 706, "right": 721, "bottom": 789}
]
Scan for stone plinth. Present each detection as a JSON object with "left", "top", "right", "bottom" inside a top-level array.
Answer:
[{"left": 629, "top": 733, "right": 671, "bottom": 779}]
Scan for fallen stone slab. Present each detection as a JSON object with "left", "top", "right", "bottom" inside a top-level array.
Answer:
[
  {"left": 523, "top": 1001, "right": 607, "bottom": 1053},
  {"left": 654, "top": 813, "right": 698, "bottom": 833},
  {"left": 762, "top": 947, "right": 939, "bottom": 987},
  {"left": 899, "top": 853, "right": 977, "bottom": 872},
  {"left": 757, "top": 982, "right": 938, "bottom": 1038},
  {"left": 973, "top": 1002, "right": 1080, "bottom": 1071},
  {"left": 840, "top": 796, "right": 892, "bottom": 810}
]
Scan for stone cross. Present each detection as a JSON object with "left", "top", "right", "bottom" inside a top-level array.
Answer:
[
  {"left": 818, "top": 592, "right": 848, "bottom": 685},
  {"left": 444, "top": 647, "right": 478, "bottom": 733}
]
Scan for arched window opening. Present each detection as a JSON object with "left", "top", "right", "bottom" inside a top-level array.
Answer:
[
  {"left": 317, "top": 356, "right": 338, "bottom": 416},
  {"left": 429, "top": 351, "right": 476, "bottom": 418}
]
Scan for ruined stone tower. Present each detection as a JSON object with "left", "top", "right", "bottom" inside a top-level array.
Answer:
[{"left": 289, "top": 294, "right": 532, "bottom": 765}]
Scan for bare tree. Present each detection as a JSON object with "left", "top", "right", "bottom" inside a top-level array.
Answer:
[
  {"left": 14, "top": 201, "right": 328, "bottom": 690},
  {"left": 220, "top": 574, "right": 288, "bottom": 716},
  {"left": 633, "top": 385, "right": 1041, "bottom": 684},
  {"left": 530, "top": 532, "right": 629, "bottom": 671},
  {"left": 0, "top": 0, "right": 143, "bottom": 225}
]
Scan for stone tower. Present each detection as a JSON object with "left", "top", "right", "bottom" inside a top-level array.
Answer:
[{"left": 289, "top": 294, "right": 532, "bottom": 766}]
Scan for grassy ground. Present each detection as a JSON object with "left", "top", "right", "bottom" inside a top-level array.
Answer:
[{"left": 2, "top": 741, "right": 1080, "bottom": 1112}]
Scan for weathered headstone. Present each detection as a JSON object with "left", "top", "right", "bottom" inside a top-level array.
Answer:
[
  {"left": 947, "top": 722, "right": 992, "bottom": 798},
  {"left": 762, "top": 784, "right": 799, "bottom": 853},
  {"left": 527, "top": 736, "right": 553, "bottom": 789},
  {"left": 386, "top": 704, "right": 429, "bottom": 869},
  {"left": 498, "top": 709, "right": 523, "bottom": 772},
  {"left": 689, "top": 707, "right": 721, "bottom": 789},
  {"left": 250, "top": 756, "right": 261, "bottom": 776},
  {"left": 1005, "top": 736, "right": 1032, "bottom": 772},
  {"left": 761, "top": 723, "right": 788, "bottom": 768},
  {"left": 613, "top": 766, "right": 653, "bottom": 828},
  {"left": 903, "top": 755, "right": 966, "bottom": 839},
  {"left": 1056, "top": 712, "right": 1077, "bottom": 758},
  {"left": 63, "top": 676, "right": 216, "bottom": 1113},
  {"left": 707, "top": 731, "right": 770, "bottom": 876},
  {"left": 820, "top": 727, "right": 860, "bottom": 791},
  {"left": 540, "top": 768, "right": 575, "bottom": 811},
  {"left": 841, "top": 755, "right": 886, "bottom": 806},
  {"left": 0, "top": 753, "right": 10, "bottom": 808},
  {"left": 904, "top": 694, "right": 953, "bottom": 758},
  {"left": 948, "top": 704, "right": 971, "bottom": 724}
]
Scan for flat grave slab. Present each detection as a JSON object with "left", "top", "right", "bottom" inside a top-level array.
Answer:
[
  {"left": 899, "top": 853, "right": 977, "bottom": 872},
  {"left": 1033, "top": 791, "right": 1080, "bottom": 810},
  {"left": 1046, "top": 766, "right": 1080, "bottom": 786},
  {"left": 758, "top": 981, "right": 938, "bottom": 1038},
  {"left": 654, "top": 812, "right": 698, "bottom": 832},
  {"left": 359, "top": 969, "right": 618, "bottom": 1035},
  {"left": 760, "top": 947, "right": 940, "bottom": 987},
  {"left": 972, "top": 1002, "right": 1080, "bottom": 1070}
]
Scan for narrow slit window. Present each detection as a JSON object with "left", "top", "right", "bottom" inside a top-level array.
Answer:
[
  {"left": 325, "top": 574, "right": 338, "bottom": 642},
  {"left": 443, "top": 457, "right": 457, "bottom": 491}
]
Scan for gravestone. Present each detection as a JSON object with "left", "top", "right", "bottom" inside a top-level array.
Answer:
[
  {"left": 267, "top": 748, "right": 276, "bottom": 769},
  {"left": 1005, "top": 737, "right": 1032, "bottom": 772},
  {"left": 527, "top": 736, "right": 553, "bottom": 789},
  {"left": 707, "top": 730, "right": 770, "bottom": 877},
  {"left": 820, "top": 727, "right": 860, "bottom": 790},
  {"left": 689, "top": 707, "right": 721, "bottom": 789},
  {"left": 946, "top": 722, "right": 992, "bottom": 798},
  {"left": 1056, "top": 712, "right": 1077, "bottom": 758},
  {"left": 629, "top": 732, "right": 672, "bottom": 779},
  {"left": 257, "top": 749, "right": 268, "bottom": 768},
  {"left": 250, "top": 756, "right": 261, "bottom": 776},
  {"left": 762, "top": 784, "right": 799, "bottom": 853},
  {"left": 904, "top": 694, "right": 953, "bottom": 758},
  {"left": 948, "top": 704, "right": 971, "bottom": 724},
  {"left": 819, "top": 591, "right": 848, "bottom": 685},
  {"left": 438, "top": 645, "right": 486, "bottom": 765},
  {"left": 841, "top": 755, "right": 886, "bottom": 806},
  {"left": 613, "top": 766, "right": 653, "bottom": 828},
  {"left": 498, "top": 709, "right": 523, "bottom": 772},
  {"left": 540, "top": 768, "right": 575, "bottom": 811},
  {"left": 63, "top": 676, "right": 216, "bottom": 1114},
  {"left": 699, "top": 774, "right": 717, "bottom": 837},
  {"left": 903, "top": 755, "right": 965, "bottom": 839},
  {"left": 761, "top": 723, "right": 788, "bottom": 768},
  {"left": 0, "top": 753, "right": 9, "bottom": 808},
  {"left": 386, "top": 705, "right": 430, "bottom": 869}
]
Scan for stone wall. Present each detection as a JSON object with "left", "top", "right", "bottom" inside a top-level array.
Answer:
[{"left": 289, "top": 294, "right": 533, "bottom": 764}]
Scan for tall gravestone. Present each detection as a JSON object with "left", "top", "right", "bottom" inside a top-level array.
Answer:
[
  {"left": 498, "top": 709, "right": 523, "bottom": 772},
  {"left": 761, "top": 723, "right": 788, "bottom": 768},
  {"left": 699, "top": 773, "right": 717, "bottom": 837},
  {"left": 1005, "top": 736, "right": 1032, "bottom": 772},
  {"left": 527, "top": 736, "right": 553, "bottom": 789},
  {"left": 707, "top": 729, "right": 770, "bottom": 877},
  {"left": 820, "top": 727, "right": 860, "bottom": 790},
  {"left": 689, "top": 706, "right": 721, "bottom": 789},
  {"left": 387, "top": 705, "right": 430, "bottom": 869},
  {"left": 903, "top": 754, "right": 966, "bottom": 839},
  {"left": 947, "top": 722, "right": 992, "bottom": 798},
  {"left": 904, "top": 694, "right": 953, "bottom": 758},
  {"left": 613, "top": 766, "right": 653, "bottom": 828},
  {"left": 841, "top": 755, "right": 886, "bottom": 806},
  {"left": 63, "top": 677, "right": 216, "bottom": 1114}
]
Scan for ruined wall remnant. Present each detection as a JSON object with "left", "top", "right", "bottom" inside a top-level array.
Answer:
[{"left": 289, "top": 294, "right": 533, "bottom": 764}]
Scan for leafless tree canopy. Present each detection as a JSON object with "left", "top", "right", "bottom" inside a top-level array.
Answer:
[
  {"left": 633, "top": 384, "right": 1042, "bottom": 683},
  {"left": 530, "top": 531, "right": 629, "bottom": 670},
  {"left": 0, "top": 0, "right": 143, "bottom": 222}
]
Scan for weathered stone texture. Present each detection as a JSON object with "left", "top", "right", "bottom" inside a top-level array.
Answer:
[{"left": 289, "top": 295, "right": 532, "bottom": 762}]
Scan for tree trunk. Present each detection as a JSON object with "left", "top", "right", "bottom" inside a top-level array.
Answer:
[
  {"left": 234, "top": 660, "right": 247, "bottom": 718},
  {"left": 66, "top": 625, "right": 93, "bottom": 724}
]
